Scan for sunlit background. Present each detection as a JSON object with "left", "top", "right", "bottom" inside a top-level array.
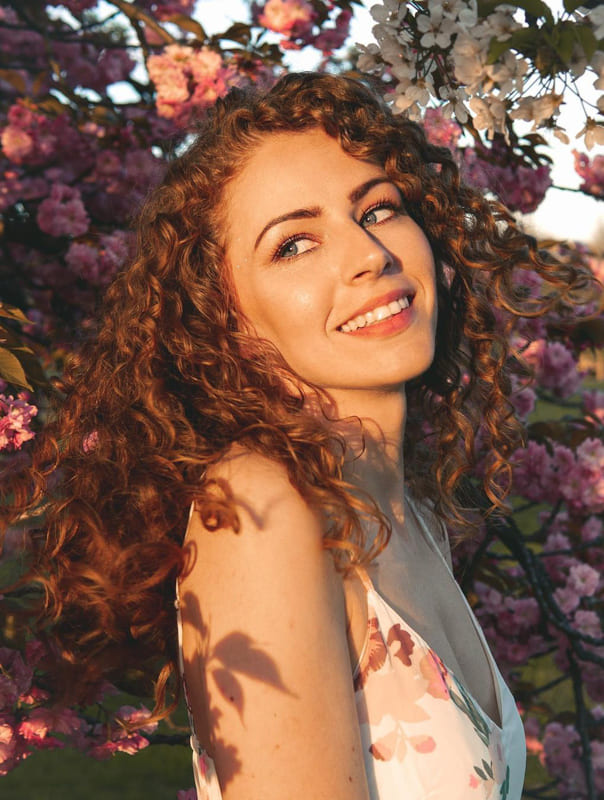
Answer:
[{"left": 196, "top": 0, "right": 603, "bottom": 250}]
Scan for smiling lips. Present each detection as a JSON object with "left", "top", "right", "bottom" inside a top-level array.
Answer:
[{"left": 338, "top": 291, "right": 415, "bottom": 335}]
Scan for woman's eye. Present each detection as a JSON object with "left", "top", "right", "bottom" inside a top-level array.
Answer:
[
  {"left": 362, "top": 203, "right": 400, "bottom": 227},
  {"left": 274, "top": 236, "right": 316, "bottom": 261}
]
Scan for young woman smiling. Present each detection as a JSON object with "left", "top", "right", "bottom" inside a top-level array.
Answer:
[{"left": 2, "top": 73, "right": 593, "bottom": 800}]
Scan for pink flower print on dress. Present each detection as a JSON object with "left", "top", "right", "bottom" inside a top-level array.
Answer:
[
  {"left": 386, "top": 623, "right": 415, "bottom": 667},
  {"left": 354, "top": 612, "right": 387, "bottom": 691},
  {"left": 419, "top": 649, "right": 451, "bottom": 700}
]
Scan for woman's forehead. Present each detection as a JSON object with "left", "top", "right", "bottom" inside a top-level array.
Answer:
[{"left": 221, "top": 129, "right": 389, "bottom": 234}]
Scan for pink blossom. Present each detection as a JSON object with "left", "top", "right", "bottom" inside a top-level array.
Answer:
[
  {"left": 65, "top": 242, "right": 100, "bottom": 282},
  {"left": 582, "top": 515, "right": 603, "bottom": 543},
  {"left": 524, "top": 716, "right": 544, "bottom": 757},
  {"left": 116, "top": 705, "right": 158, "bottom": 735},
  {"left": 542, "top": 532, "right": 574, "bottom": 582},
  {"left": 312, "top": 9, "right": 352, "bottom": 54},
  {"left": 177, "top": 789, "right": 197, "bottom": 800},
  {"left": 17, "top": 709, "right": 63, "bottom": 750},
  {"left": 573, "top": 149, "right": 604, "bottom": 198},
  {"left": 542, "top": 722, "right": 580, "bottom": 775},
  {"left": 37, "top": 183, "right": 89, "bottom": 238},
  {"left": 0, "top": 393, "right": 37, "bottom": 451},
  {"left": 523, "top": 339, "right": 581, "bottom": 398},
  {"left": 1, "top": 126, "right": 34, "bottom": 162},
  {"left": 588, "top": 255, "right": 604, "bottom": 284},
  {"left": 0, "top": 716, "right": 20, "bottom": 776},
  {"left": 567, "top": 562, "right": 600, "bottom": 597},
  {"left": 583, "top": 389, "right": 604, "bottom": 422},
  {"left": 563, "top": 438, "right": 604, "bottom": 513},
  {"left": 147, "top": 45, "right": 235, "bottom": 127},
  {"left": 1, "top": 105, "right": 79, "bottom": 168},
  {"left": 553, "top": 585, "right": 580, "bottom": 614},
  {"left": 511, "top": 440, "right": 556, "bottom": 502},
  {"left": 88, "top": 731, "right": 150, "bottom": 760},
  {"left": 257, "top": 0, "right": 315, "bottom": 36},
  {"left": 423, "top": 107, "right": 462, "bottom": 151},
  {"left": 462, "top": 146, "right": 552, "bottom": 213},
  {"left": 574, "top": 610, "right": 602, "bottom": 638},
  {"left": 510, "top": 381, "right": 536, "bottom": 420}
]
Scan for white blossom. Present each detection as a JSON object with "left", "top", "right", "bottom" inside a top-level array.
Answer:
[
  {"left": 576, "top": 118, "right": 604, "bottom": 150},
  {"left": 587, "top": 7, "right": 604, "bottom": 40},
  {"left": 452, "top": 33, "right": 488, "bottom": 89},
  {"left": 394, "top": 79, "right": 435, "bottom": 119},
  {"left": 510, "top": 93, "right": 563, "bottom": 128},
  {"left": 485, "top": 51, "right": 528, "bottom": 95},
  {"left": 370, "top": 0, "right": 406, "bottom": 27},
  {"left": 356, "top": 43, "right": 381, "bottom": 74},
  {"left": 416, "top": 7, "right": 457, "bottom": 49},
  {"left": 478, "top": 10, "right": 521, "bottom": 41},
  {"left": 469, "top": 95, "right": 506, "bottom": 138},
  {"left": 439, "top": 85, "right": 469, "bottom": 122}
]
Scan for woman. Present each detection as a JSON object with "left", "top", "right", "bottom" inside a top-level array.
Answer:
[{"left": 2, "top": 73, "right": 592, "bottom": 799}]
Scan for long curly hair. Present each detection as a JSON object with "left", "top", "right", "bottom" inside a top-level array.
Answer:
[{"left": 1, "top": 72, "right": 594, "bottom": 715}]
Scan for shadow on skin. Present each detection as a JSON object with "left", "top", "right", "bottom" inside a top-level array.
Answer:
[{"left": 179, "top": 541, "right": 295, "bottom": 790}]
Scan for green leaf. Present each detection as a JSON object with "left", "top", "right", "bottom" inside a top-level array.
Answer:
[
  {"left": 556, "top": 26, "right": 576, "bottom": 66},
  {"left": 0, "top": 303, "right": 28, "bottom": 323},
  {"left": 218, "top": 23, "right": 252, "bottom": 46},
  {"left": 513, "top": 0, "right": 554, "bottom": 24},
  {"left": 165, "top": 14, "right": 207, "bottom": 41},
  {"left": 563, "top": 0, "right": 584, "bottom": 12},
  {"left": 575, "top": 24, "right": 599, "bottom": 62},
  {"left": 474, "top": 766, "right": 488, "bottom": 780},
  {"left": 477, "top": 0, "right": 506, "bottom": 15},
  {"left": 487, "top": 37, "right": 513, "bottom": 65},
  {"left": 482, "top": 759, "right": 494, "bottom": 779},
  {"left": 0, "top": 69, "right": 26, "bottom": 95},
  {"left": 0, "top": 348, "right": 31, "bottom": 390}
]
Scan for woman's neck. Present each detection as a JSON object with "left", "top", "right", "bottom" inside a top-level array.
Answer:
[{"left": 329, "top": 388, "right": 407, "bottom": 523}]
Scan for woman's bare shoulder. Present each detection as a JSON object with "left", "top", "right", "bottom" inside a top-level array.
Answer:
[{"left": 178, "top": 447, "right": 370, "bottom": 799}]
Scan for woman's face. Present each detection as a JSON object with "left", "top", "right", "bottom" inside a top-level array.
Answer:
[{"left": 222, "top": 128, "right": 437, "bottom": 401}]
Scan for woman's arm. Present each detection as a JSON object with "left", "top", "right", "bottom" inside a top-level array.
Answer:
[{"left": 179, "top": 449, "right": 371, "bottom": 800}]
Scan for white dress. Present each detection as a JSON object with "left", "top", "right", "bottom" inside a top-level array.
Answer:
[{"left": 175, "top": 504, "right": 526, "bottom": 799}]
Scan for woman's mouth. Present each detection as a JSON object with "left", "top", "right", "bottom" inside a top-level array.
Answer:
[{"left": 338, "top": 295, "right": 413, "bottom": 333}]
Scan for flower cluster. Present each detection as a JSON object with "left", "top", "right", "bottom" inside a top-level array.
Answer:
[
  {"left": 461, "top": 145, "right": 552, "bottom": 214},
  {"left": 511, "top": 438, "right": 604, "bottom": 515},
  {"left": 0, "top": 389, "right": 37, "bottom": 452},
  {"left": 147, "top": 45, "right": 237, "bottom": 126},
  {"left": 252, "top": 0, "right": 352, "bottom": 54},
  {"left": 0, "top": 638, "right": 157, "bottom": 775},
  {"left": 358, "top": 1, "right": 604, "bottom": 149},
  {"left": 574, "top": 150, "right": 604, "bottom": 199}
]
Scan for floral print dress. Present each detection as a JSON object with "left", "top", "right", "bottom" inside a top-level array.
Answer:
[{"left": 176, "top": 509, "right": 526, "bottom": 800}]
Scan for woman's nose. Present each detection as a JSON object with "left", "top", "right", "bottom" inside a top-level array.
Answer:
[{"left": 339, "top": 223, "right": 394, "bottom": 283}]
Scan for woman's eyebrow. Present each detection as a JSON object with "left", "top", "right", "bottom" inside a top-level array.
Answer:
[
  {"left": 254, "top": 207, "right": 321, "bottom": 250},
  {"left": 348, "top": 177, "right": 394, "bottom": 204},
  {"left": 253, "top": 177, "right": 394, "bottom": 251}
]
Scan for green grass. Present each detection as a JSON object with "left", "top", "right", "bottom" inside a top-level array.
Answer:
[{"left": 1, "top": 742, "right": 193, "bottom": 799}]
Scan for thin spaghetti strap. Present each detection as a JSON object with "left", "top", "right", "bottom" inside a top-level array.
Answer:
[
  {"left": 175, "top": 501, "right": 203, "bottom": 754},
  {"left": 405, "top": 494, "right": 451, "bottom": 572},
  {"left": 352, "top": 562, "right": 375, "bottom": 592}
]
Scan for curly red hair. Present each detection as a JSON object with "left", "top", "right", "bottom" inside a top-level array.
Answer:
[{"left": 1, "top": 72, "right": 594, "bottom": 716}]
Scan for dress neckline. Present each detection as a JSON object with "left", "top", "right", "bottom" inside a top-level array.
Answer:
[{"left": 355, "top": 496, "right": 504, "bottom": 732}]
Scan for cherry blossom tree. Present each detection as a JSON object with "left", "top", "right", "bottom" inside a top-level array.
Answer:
[{"left": 0, "top": 1, "right": 602, "bottom": 798}]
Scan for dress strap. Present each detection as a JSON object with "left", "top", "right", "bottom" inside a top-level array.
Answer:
[
  {"left": 351, "top": 562, "right": 375, "bottom": 593},
  {"left": 175, "top": 501, "right": 204, "bottom": 756}
]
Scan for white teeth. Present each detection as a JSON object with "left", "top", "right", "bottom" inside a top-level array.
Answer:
[{"left": 339, "top": 296, "right": 411, "bottom": 332}]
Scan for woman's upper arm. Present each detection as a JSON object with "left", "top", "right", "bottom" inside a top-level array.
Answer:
[{"left": 178, "top": 451, "right": 371, "bottom": 800}]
